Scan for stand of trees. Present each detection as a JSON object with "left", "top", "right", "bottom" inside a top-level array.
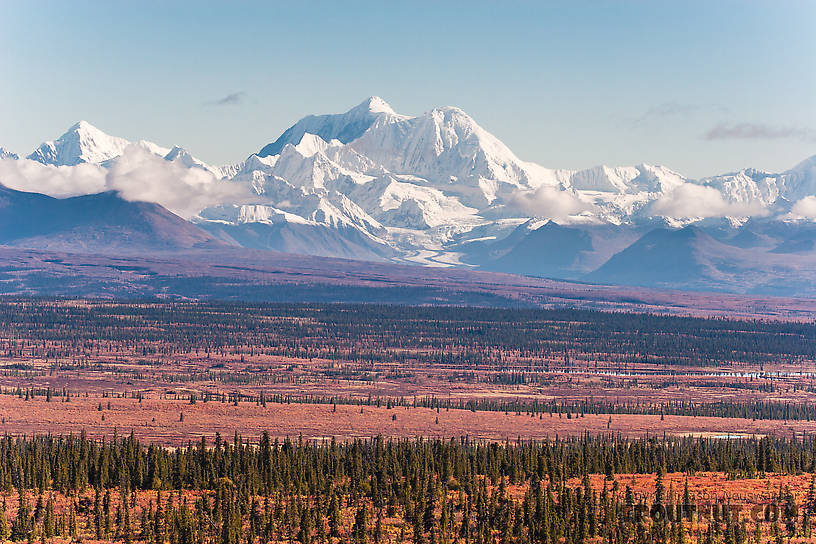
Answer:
[
  {"left": 0, "top": 300, "right": 813, "bottom": 369},
  {"left": 0, "top": 432, "right": 812, "bottom": 543}
]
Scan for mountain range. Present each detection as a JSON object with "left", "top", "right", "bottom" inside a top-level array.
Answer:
[{"left": 1, "top": 97, "right": 815, "bottom": 297}]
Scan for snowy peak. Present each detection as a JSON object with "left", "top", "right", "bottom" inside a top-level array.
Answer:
[
  {"left": 162, "top": 145, "right": 219, "bottom": 175},
  {"left": 135, "top": 140, "right": 171, "bottom": 158},
  {"left": 349, "top": 102, "right": 546, "bottom": 206},
  {"left": 27, "top": 120, "right": 131, "bottom": 166},
  {"left": 292, "top": 133, "right": 333, "bottom": 158},
  {"left": 788, "top": 154, "right": 816, "bottom": 175},
  {"left": 629, "top": 164, "right": 687, "bottom": 193},
  {"left": 72, "top": 120, "right": 96, "bottom": 133},
  {"left": 784, "top": 154, "right": 816, "bottom": 201},
  {"left": 25, "top": 121, "right": 183, "bottom": 168},
  {"left": 351, "top": 96, "right": 397, "bottom": 115},
  {"left": 0, "top": 147, "right": 19, "bottom": 160},
  {"left": 257, "top": 97, "right": 408, "bottom": 158},
  {"left": 238, "top": 154, "right": 278, "bottom": 175},
  {"left": 701, "top": 168, "right": 783, "bottom": 207},
  {"left": 568, "top": 166, "right": 641, "bottom": 193}
]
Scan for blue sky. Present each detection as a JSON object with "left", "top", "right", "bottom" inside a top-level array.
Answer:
[{"left": 1, "top": 0, "right": 814, "bottom": 177}]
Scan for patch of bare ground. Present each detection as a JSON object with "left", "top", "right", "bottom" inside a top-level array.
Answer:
[{"left": 0, "top": 395, "right": 812, "bottom": 445}]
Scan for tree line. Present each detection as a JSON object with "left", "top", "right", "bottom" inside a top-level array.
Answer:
[
  {"left": 0, "top": 299, "right": 813, "bottom": 369},
  {"left": 0, "top": 432, "right": 813, "bottom": 543}
]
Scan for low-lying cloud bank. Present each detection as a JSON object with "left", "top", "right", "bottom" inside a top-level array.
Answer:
[
  {"left": 0, "top": 158, "right": 107, "bottom": 197},
  {"left": 509, "top": 185, "right": 591, "bottom": 221},
  {"left": 0, "top": 145, "right": 254, "bottom": 219},
  {"left": 649, "top": 183, "right": 766, "bottom": 219},
  {"left": 790, "top": 196, "right": 816, "bottom": 219}
]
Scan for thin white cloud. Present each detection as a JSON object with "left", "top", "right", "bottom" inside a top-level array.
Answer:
[
  {"left": 650, "top": 183, "right": 765, "bottom": 219},
  {"left": 703, "top": 123, "right": 816, "bottom": 141},
  {"left": 509, "top": 185, "right": 591, "bottom": 221},
  {"left": 633, "top": 101, "right": 728, "bottom": 126}
]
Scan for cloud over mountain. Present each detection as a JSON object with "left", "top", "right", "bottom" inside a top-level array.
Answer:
[
  {"left": 1, "top": 146, "right": 253, "bottom": 220},
  {"left": 650, "top": 183, "right": 766, "bottom": 219},
  {"left": 791, "top": 196, "right": 816, "bottom": 219},
  {"left": 509, "top": 185, "right": 591, "bottom": 221},
  {"left": 0, "top": 157, "right": 107, "bottom": 197},
  {"left": 105, "top": 146, "right": 254, "bottom": 219}
]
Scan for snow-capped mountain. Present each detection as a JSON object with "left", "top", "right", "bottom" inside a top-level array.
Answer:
[
  {"left": 28, "top": 121, "right": 133, "bottom": 166},
  {"left": 258, "top": 96, "right": 408, "bottom": 158},
  {"left": 0, "top": 148, "right": 19, "bottom": 160},
  {"left": 195, "top": 97, "right": 815, "bottom": 269},
  {"left": 3, "top": 97, "right": 816, "bottom": 296},
  {"left": 349, "top": 105, "right": 566, "bottom": 208},
  {"left": 784, "top": 155, "right": 816, "bottom": 201},
  {"left": 163, "top": 145, "right": 221, "bottom": 176},
  {"left": 26, "top": 120, "right": 213, "bottom": 172}
]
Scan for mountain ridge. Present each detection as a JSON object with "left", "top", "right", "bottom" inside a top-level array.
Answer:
[
  {"left": 258, "top": 96, "right": 408, "bottom": 158},
  {"left": 0, "top": 183, "right": 224, "bottom": 253},
  {"left": 3, "top": 97, "right": 815, "bottom": 297}
]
